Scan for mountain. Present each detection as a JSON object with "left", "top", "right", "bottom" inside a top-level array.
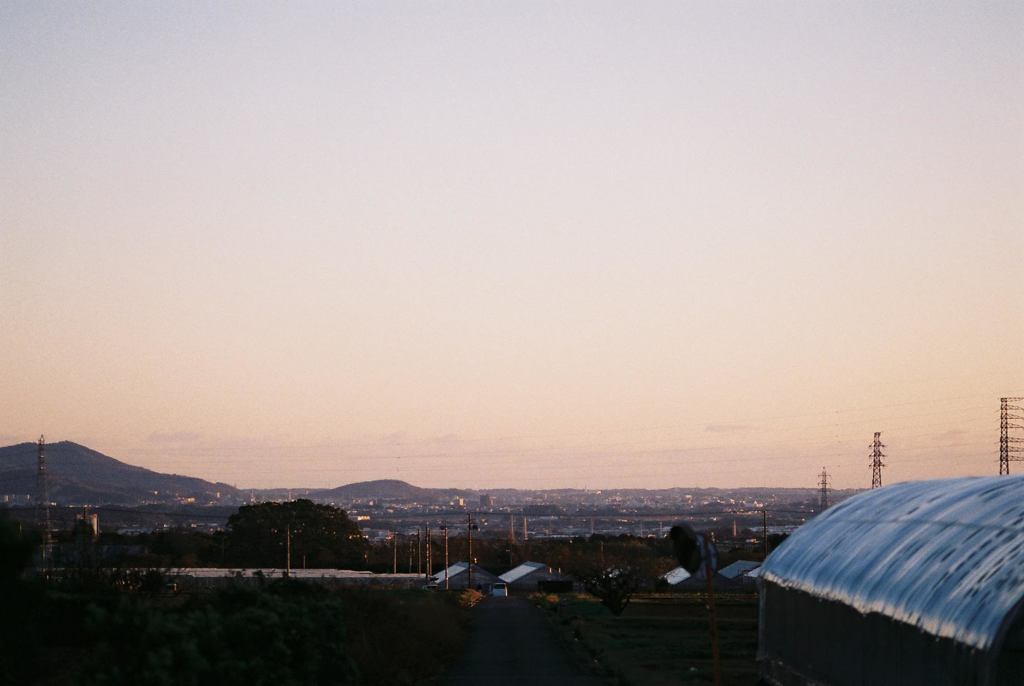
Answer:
[
  {"left": 0, "top": 441, "right": 241, "bottom": 505},
  {"left": 311, "top": 479, "right": 439, "bottom": 502}
]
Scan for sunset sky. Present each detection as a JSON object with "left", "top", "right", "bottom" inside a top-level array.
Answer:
[{"left": 2, "top": 2, "right": 1022, "bottom": 490}]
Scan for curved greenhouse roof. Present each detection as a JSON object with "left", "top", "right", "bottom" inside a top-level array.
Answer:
[{"left": 761, "top": 476, "right": 1024, "bottom": 652}]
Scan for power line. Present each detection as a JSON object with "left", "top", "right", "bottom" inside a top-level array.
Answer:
[
  {"left": 70, "top": 393, "right": 996, "bottom": 461},
  {"left": 117, "top": 401, "right": 996, "bottom": 465}
]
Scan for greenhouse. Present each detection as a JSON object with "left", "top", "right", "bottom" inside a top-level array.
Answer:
[{"left": 759, "top": 476, "right": 1024, "bottom": 686}]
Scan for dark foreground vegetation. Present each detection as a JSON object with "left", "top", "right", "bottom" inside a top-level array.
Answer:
[
  {"left": 0, "top": 519, "right": 468, "bottom": 686},
  {"left": 535, "top": 592, "right": 758, "bottom": 686},
  {"left": 2, "top": 497, "right": 773, "bottom": 685}
]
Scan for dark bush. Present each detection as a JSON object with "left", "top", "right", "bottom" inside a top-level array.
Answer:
[{"left": 81, "top": 582, "right": 355, "bottom": 686}]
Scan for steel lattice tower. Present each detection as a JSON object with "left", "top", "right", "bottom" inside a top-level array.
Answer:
[
  {"left": 37, "top": 435, "right": 52, "bottom": 564},
  {"left": 869, "top": 432, "right": 886, "bottom": 489},
  {"left": 999, "top": 397, "right": 1024, "bottom": 475},
  {"left": 818, "top": 467, "right": 830, "bottom": 511}
]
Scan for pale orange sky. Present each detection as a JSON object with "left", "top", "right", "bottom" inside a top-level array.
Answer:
[{"left": 2, "top": 2, "right": 1022, "bottom": 489}]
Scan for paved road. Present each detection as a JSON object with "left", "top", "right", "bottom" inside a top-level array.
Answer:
[{"left": 442, "top": 596, "right": 604, "bottom": 686}]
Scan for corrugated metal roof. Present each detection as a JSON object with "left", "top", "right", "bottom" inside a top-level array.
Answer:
[
  {"left": 499, "top": 561, "right": 546, "bottom": 583},
  {"left": 165, "top": 568, "right": 420, "bottom": 579},
  {"left": 662, "top": 566, "right": 692, "bottom": 585},
  {"left": 433, "top": 561, "right": 469, "bottom": 582},
  {"left": 760, "top": 476, "right": 1024, "bottom": 651},
  {"left": 718, "top": 560, "right": 760, "bottom": 579}
]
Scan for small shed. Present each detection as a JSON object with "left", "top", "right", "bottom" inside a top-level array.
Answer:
[
  {"left": 661, "top": 566, "right": 693, "bottom": 587},
  {"left": 498, "top": 561, "right": 570, "bottom": 592},
  {"left": 717, "top": 560, "right": 760, "bottom": 586},
  {"left": 759, "top": 476, "right": 1024, "bottom": 686},
  {"left": 432, "top": 561, "right": 499, "bottom": 590}
]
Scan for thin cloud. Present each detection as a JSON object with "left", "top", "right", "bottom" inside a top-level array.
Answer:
[
  {"left": 148, "top": 431, "right": 202, "bottom": 443},
  {"left": 931, "top": 429, "right": 968, "bottom": 442},
  {"left": 705, "top": 423, "right": 756, "bottom": 434}
]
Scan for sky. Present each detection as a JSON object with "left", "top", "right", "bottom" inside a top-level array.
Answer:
[{"left": 1, "top": 1, "right": 1022, "bottom": 490}]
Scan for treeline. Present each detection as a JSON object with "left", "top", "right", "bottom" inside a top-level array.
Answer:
[
  {"left": 0, "top": 514, "right": 469, "bottom": 686},
  {"left": 29, "top": 499, "right": 370, "bottom": 570}
]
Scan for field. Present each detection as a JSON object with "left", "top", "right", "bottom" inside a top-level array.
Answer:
[{"left": 535, "top": 592, "right": 759, "bottom": 686}]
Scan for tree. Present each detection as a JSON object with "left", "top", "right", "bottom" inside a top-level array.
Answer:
[
  {"left": 567, "top": 538, "right": 662, "bottom": 616},
  {"left": 225, "top": 500, "right": 366, "bottom": 569},
  {"left": 579, "top": 566, "right": 643, "bottom": 616}
]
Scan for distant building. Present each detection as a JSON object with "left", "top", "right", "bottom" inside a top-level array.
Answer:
[
  {"left": 480, "top": 494, "right": 493, "bottom": 508},
  {"left": 75, "top": 512, "right": 99, "bottom": 539},
  {"left": 716, "top": 560, "right": 759, "bottom": 586},
  {"left": 432, "top": 561, "right": 499, "bottom": 590},
  {"left": 660, "top": 566, "right": 692, "bottom": 587},
  {"left": 498, "top": 561, "right": 570, "bottom": 592},
  {"left": 760, "top": 476, "right": 1024, "bottom": 686}
]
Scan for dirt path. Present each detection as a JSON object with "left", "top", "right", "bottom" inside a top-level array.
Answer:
[{"left": 441, "top": 596, "right": 604, "bottom": 686}]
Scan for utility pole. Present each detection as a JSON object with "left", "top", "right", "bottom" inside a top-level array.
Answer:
[
  {"left": 417, "top": 528, "right": 422, "bottom": 575},
  {"left": 443, "top": 523, "right": 450, "bottom": 590},
  {"left": 523, "top": 516, "right": 528, "bottom": 542},
  {"left": 425, "top": 526, "right": 432, "bottom": 580},
  {"left": 761, "top": 508, "right": 768, "bottom": 560},
  {"left": 702, "top": 534, "right": 722, "bottom": 686},
  {"left": 285, "top": 524, "right": 291, "bottom": 578},
  {"left": 999, "top": 397, "right": 1024, "bottom": 475},
  {"left": 36, "top": 435, "right": 52, "bottom": 568},
  {"left": 818, "top": 467, "right": 830, "bottom": 512},
  {"left": 870, "top": 432, "right": 886, "bottom": 489},
  {"left": 467, "top": 512, "right": 474, "bottom": 590},
  {"left": 392, "top": 530, "right": 398, "bottom": 574},
  {"left": 509, "top": 514, "right": 515, "bottom": 545}
]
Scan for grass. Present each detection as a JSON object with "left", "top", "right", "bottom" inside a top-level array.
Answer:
[{"left": 534, "top": 592, "right": 759, "bottom": 686}]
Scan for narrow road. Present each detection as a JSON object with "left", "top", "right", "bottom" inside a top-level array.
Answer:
[{"left": 442, "top": 596, "right": 604, "bottom": 686}]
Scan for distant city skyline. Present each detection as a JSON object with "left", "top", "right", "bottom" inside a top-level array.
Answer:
[{"left": 2, "top": 2, "right": 1022, "bottom": 490}]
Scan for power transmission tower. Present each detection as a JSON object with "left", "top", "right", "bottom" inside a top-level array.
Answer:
[
  {"left": 37, "top": 435, "right": 52, "bottom": 566},
  {"left": 999, "top": 397, "right": 1024, "bottom": 475},
  {"left": 818, "top": 467, "right": 830, "bottom": 512},
  {"left": 869, "top": 432, "right": 886, "bottom": 489}
]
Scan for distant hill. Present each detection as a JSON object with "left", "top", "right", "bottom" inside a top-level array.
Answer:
[
  {"left": 0, "top": 441, "right": 241, "bottom": 505},
  {"left": 0, "top": 440, "right": 850, "bottom": 510},
  {"left": 311, "top": 479, "right": 461, "bottom": 503}
]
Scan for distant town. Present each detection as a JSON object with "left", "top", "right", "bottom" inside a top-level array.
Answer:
[{"left": 0, "top": 439, "right": 854, "bottom": 544}]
